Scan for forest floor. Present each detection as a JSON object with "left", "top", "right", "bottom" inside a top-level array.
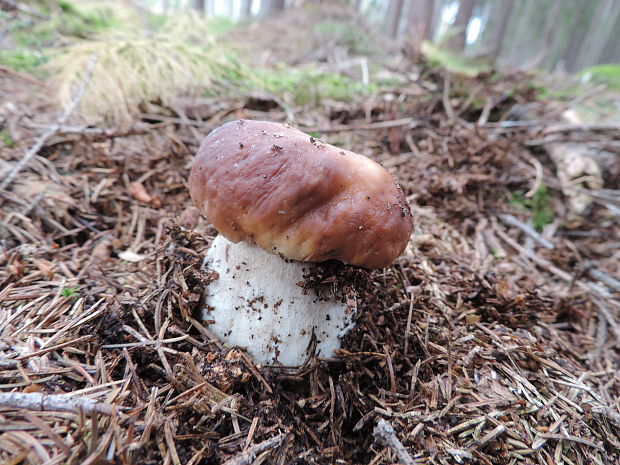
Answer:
[{"left": 1, "top": 6, "right": 620, "bottom": 465}]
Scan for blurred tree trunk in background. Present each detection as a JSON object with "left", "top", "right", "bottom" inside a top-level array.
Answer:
[
  {"left": 533, "top": 0, "right": 561, "bottom": 69},
  {"left": 429, "top": 0, "right": 447, "bottom": 42},
  {"left": 562, "top": 1, "right": 597, "bottom": 72},
  {"left": 576, "top": 0, "right": 620, "bottom": 69},
  {"left": 258, "top": 0, "right": 285, "bottom": 18},
  {"left": 541, "top": 0, "right": 562, "bottom": 47},
  {"left": 239, "top": 0, "right": 253, "bottom": 19},
  {"left": 488, "top": 0, "right": 514, "bottom": 60},
  {"left": 407, "top": 0, "right": 434, "bottom": 44},
  {"left": 599, "top": 10, "right": 620, "bottom": 64},
  {"left": 447, "top": 0, "right": 476, "bottom": 51},
  {"left": 504, "top": 0, "right": 535, "bottom": 65},
  {"left": 178, "top": 0, "right": 620, "bottom": 72},
  {"left": 386, "top": 0, "right": 405, "bottom": 38},
  {"left": 542, "top": 0, "right": 578, "bottom": 72},
  {"left": 192, "top": 0, "right": 205, "bottom": 12}
]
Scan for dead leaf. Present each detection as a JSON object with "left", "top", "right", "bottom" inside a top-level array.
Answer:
[
  {"left": 150, "top": 195, "right": 162, "bottom": 208},
  {"left": 129, "top": 182, "right": 152, "bottom": 203}
]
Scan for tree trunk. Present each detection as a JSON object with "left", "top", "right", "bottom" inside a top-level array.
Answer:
[
  {"left": 532, "top": 0, "right": 562, "bottom": 69},
  {"left": 489, "top": 0, "right": 515, "bottom": 60},
  {"left": 447, "top": 0, "right": 476, "bottom": 51},
  {"left": 542, "top": 0, "right": 562, "bottom": 46},
  {"left": 258, "top": 0, "right": 286, "bottom": 18},
  {"left": 192, "top": 0, "right": 205, "bottom": 12},
  {"left": 543, "top": 0, "right": 578, "bottom": 71},
  {"left": 504, "top": 0, "right": 536, "bottom": 65},
  {"left": 429, "top": 0, "right": 447, "bottom": 42},
  {"left": 575, "top": 0, "right": 620, "bottom": 69},
  {"left": 562, "top": 0, "right": 598, "bottom": 71},
  {"left": 599, "top": 11, "right": 620, "bottom": 63},
  {"left": 407, "top": 0, "right": 434, "bottom": 43},
  {"left": 239, "top": 0, "right": 253, "bottom": 19},
  {"left": 386, "top": 0, "right": 405, "bottom": 38}
]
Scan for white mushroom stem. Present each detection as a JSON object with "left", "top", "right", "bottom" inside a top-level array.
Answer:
[{"left": 201, "top": 235, "right": 357, "bottom": 366}]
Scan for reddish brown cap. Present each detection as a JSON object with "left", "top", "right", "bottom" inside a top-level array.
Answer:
[{"left": 189, "top": 120, "right": 413, "bottom": 269}]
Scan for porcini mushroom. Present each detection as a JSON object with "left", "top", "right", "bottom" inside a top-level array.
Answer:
[{"left": 189, "top": 119, "right": 413, "bottom": 365}]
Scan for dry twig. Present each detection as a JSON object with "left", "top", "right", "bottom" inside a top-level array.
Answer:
[
  {"left": 497, "top": 214, "right": 554, "bottom": 249},
  {"left": 222, "top": 433, "right": 287, "bottom": 465},
  {"left": 0, "top": 392, "right": 116, "bottom": 415},
  {"left": 373, "top": 419, "right": 415, "bottom": 465}
]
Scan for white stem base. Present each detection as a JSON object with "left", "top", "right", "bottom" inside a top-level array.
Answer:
[{"left": 201, "top": 235, "right": 356, "bottom": 366}]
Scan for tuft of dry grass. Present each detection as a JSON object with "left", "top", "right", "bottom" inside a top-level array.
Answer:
[{"left": 49, "top": 12, "right": 240, "bottom": 124}]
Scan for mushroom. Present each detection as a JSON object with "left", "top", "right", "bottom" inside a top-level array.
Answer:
[{"left": 189, "top": 120, "right": 413, "bottom": 366}]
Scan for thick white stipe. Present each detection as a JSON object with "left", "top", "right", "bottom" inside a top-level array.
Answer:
[{"left": 201, "top": 235, "right": 356, "bottom": 366}]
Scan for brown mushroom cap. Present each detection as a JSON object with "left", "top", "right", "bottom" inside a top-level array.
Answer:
[{"left": 189, "top": 120, "right": 413, "bottom": 269}]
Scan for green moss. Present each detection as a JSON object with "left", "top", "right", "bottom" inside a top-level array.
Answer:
[
  {"left": 0, "top": 1, "right": 131, "bottom": 73},
  {"left": 1, "top": 129, "right": 15, "bottom": 148},
  {"left": 509, "top": 183, "right": 554, "bottom": 232},
  {"left": 312, "top": 20, "right": 377, "bottom": 55},
  {"left": 578, "top": 64, "right": 620, "bottom": 91},
  {"left": 0, "top": 49, "right": 47, "bottom": 72},
  {"left": 251, "top": 65, "right": 372, "bottom": 106},
  {"left": 421, "top": 41, "right": 490, "bottom": 76},
  {"left": 537, "top": 64, "right": 620, "bottom": 102}
]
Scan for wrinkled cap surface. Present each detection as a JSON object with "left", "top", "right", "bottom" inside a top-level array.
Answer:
[{"left": 189, "top": 119, "right": 413, "bottom": 269}]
